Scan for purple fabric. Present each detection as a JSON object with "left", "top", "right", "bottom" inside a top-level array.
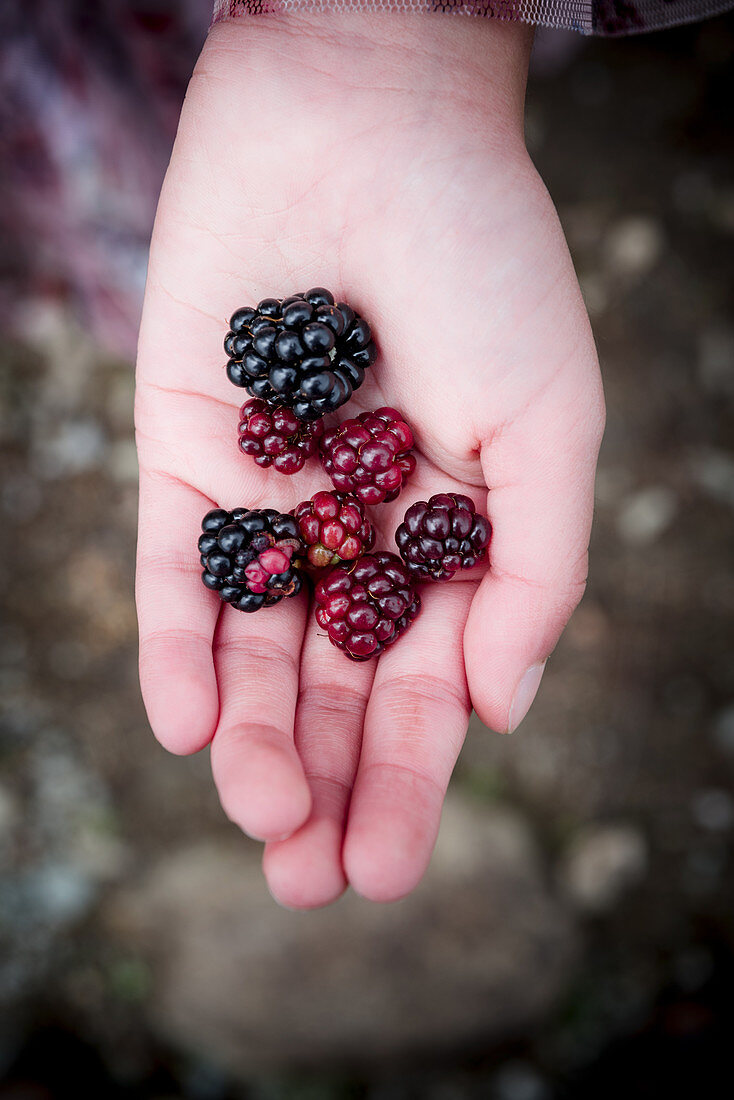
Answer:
[
  {"left": 211, "top": 0, "right": 734, "bottom": 36},
  {"left": 0, "top": 1, "right": 208, "bottom": 357}
]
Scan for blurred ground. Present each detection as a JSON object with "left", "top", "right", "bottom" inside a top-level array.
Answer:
[{"left": 1, "top": 12, "right": 734, "bottom": 1100}]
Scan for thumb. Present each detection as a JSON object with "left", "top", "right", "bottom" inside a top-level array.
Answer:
[{"left": 464, "top": 373, "right": 605, "bottom": 733}]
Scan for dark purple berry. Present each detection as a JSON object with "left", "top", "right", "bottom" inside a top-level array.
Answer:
[
  {"left": 237, "top": 399, "right": 324, "bottom": 475},
  {"left": 395, "top": 494, "right": 492, "bottom": 581},
  {"left": 319, "top": 408, "right": 416, "bottom": 506},
  {"left": 314, "top": 552, "right": 421, "bottom": 661}
]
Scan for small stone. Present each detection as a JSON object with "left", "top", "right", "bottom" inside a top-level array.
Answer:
[
  {"left": 26, "top": 863, "right": 94, "bottom": 925},
  {"left": 559, "top": 824, "right": 647, "bottom": 913},
  {"left": 34, "top": 418, "right": 106, "bottom": 478},
  {"left": 603, "top": 216, "right": 664, "bottom": 278},
  {"left": 616, "top": 486, "right": 677, "bottom": 545}
]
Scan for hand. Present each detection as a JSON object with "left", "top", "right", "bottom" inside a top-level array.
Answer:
[{"left": 135, "top": 13, "right": 604, "bottom": 907}]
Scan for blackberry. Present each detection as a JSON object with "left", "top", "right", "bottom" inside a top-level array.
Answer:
[
  {"left": 293, "top": 490, "right": 375, "bottom": 571},
  {"left": 314, "top": 552, "right": 421, "bottom": 661},
  {"left": 395, "top": 493, "right": 491, "bottom": 581},
  {"left": 224, "top": 288, "right": 376, "bottom": 422},
  {"left": 238, "top": 399, "right": 324, "bottom": 475},
  {"left": 319, "top": 407, "right": 416, "bottom": 506},
  {"left": 198, "top": 507, "right": 305, "bottom": 612}
]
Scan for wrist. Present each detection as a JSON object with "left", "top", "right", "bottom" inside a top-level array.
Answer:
[{"left": 204, "top": 12, "right": 531, "bottom": 146}]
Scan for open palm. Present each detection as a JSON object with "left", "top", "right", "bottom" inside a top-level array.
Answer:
[{"left": 135, "top": 14, "right": 604, "bottom": 907}]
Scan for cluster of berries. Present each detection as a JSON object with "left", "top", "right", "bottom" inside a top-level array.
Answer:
[{"left": 198, "top": 289, "right": 491, "bottom": 661}]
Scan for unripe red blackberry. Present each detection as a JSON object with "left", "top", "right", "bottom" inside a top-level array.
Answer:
[
  {"left": 314, "top": 551, "right": 421, "bottom": 661},
  {"left": 319, "top": 407, "right": 416, "bottom": 506},
  {"left": 224, "top": 288, "right": 376, "bottom": 422},
  {"left": 395, "top": 493, "right": 491, "bottom": 581},
  {"left": 293, "top": 490, "right": 375, "bottom": 571},
  {"left": 238, "top": 399, "right": 324, "bottom": 475},
  {"left": 198, "top": 507, "right": 305, "bottom": 612}
]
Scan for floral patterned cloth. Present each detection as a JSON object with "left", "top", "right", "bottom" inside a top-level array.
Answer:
[
  {"left": 211, "top": 0, "right": 734, "bottom": 36},
  {"left": 0, "top": 0, "right": 209, "bottom": 356}
]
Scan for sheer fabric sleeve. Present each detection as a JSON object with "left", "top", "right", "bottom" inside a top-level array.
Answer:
[{"left": 210, "top": 0, "right": 733, "bottom": 37}]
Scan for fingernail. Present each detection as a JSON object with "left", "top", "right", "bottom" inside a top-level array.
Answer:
[
  {"left": 246, "top": 826, "right": 298, "bottom": 844},
  {"left": 507, "top": 661, "right": 546, "bottom": 734}
]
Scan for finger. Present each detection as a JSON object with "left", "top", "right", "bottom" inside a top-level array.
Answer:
[
  {"left": 263, "top": 617, "right": 374, "bottom": 910},
  {"left": 343, "top": 583, "right": 473, "bottom": 903},
  {"left": 465, "top": 378, "right": 605, "bottom": 734},
  {"left": 210, "top": 594, "right": 311, "bottom": 842},
  {"left": 136, "top": 469, "right": 220, "bottom": 755}
]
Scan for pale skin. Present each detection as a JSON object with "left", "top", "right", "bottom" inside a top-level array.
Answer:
[{"left": 135, "top": 14, "right": 605, "bottom": 908}]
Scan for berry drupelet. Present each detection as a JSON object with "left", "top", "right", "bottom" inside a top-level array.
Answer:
[
  {"left": 198, "top": 507, "right": 305, "bottom": 612},
  {"left": 319, "top": 407, "right": 416, "bottom": 506},
  {"left": 224, "top": 288, "right": 376, "bottom": 422},
  {"left": 395, "top": 493, "right": 492, "bottom": 582},
  {"left": 314, "top": 552, "right": 421, "bottom": 661},
  {"left": 238, "top": 399, "right": 323, "bottom": 475},
  {"left": 293, "top": 490, "right": 375, "bottom": 571}
]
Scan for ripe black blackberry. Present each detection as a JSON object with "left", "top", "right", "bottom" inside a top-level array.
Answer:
[
  {"left": 198, "top": 507, "right": 305, "bottom": 613},
  {"left": 314, "top": 552, "right": 421, "bottom": 661},
  {"left": 224, "top": 288, "right": 376, "bottom": 422},
  {"left": 395, "top": 493, "right": 492, "bottom": 581}
]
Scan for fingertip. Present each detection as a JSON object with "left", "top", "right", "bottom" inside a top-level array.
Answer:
[
  {"left": 345, "top": 855, "right": 424, "bottom": 905},
  {"left": 138, "top": 623, "right": 220, "bottom": 754},
  {"left": 141, "top": 665, "right": 219, "bottom": 755},
  {"left": 506, "top": 660, "right": 547, "bottom": 733},
  {"left": 464, "top": 573, "right": 569, "bottom": 734},
  {"left": 213, "top": 736, "right": 312, "bottom": 842},
  {"left": 467, "top": 660, "right": 515, "bottom": 734},
  {"left": 469, "top": 697, "right": 506, "bottom": 736},
  {"left": 263, "top": 817, "right": 348, "bottom": 910},
  {"left": 343, "top": 811, "right": 437, "bottom": 904}
]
